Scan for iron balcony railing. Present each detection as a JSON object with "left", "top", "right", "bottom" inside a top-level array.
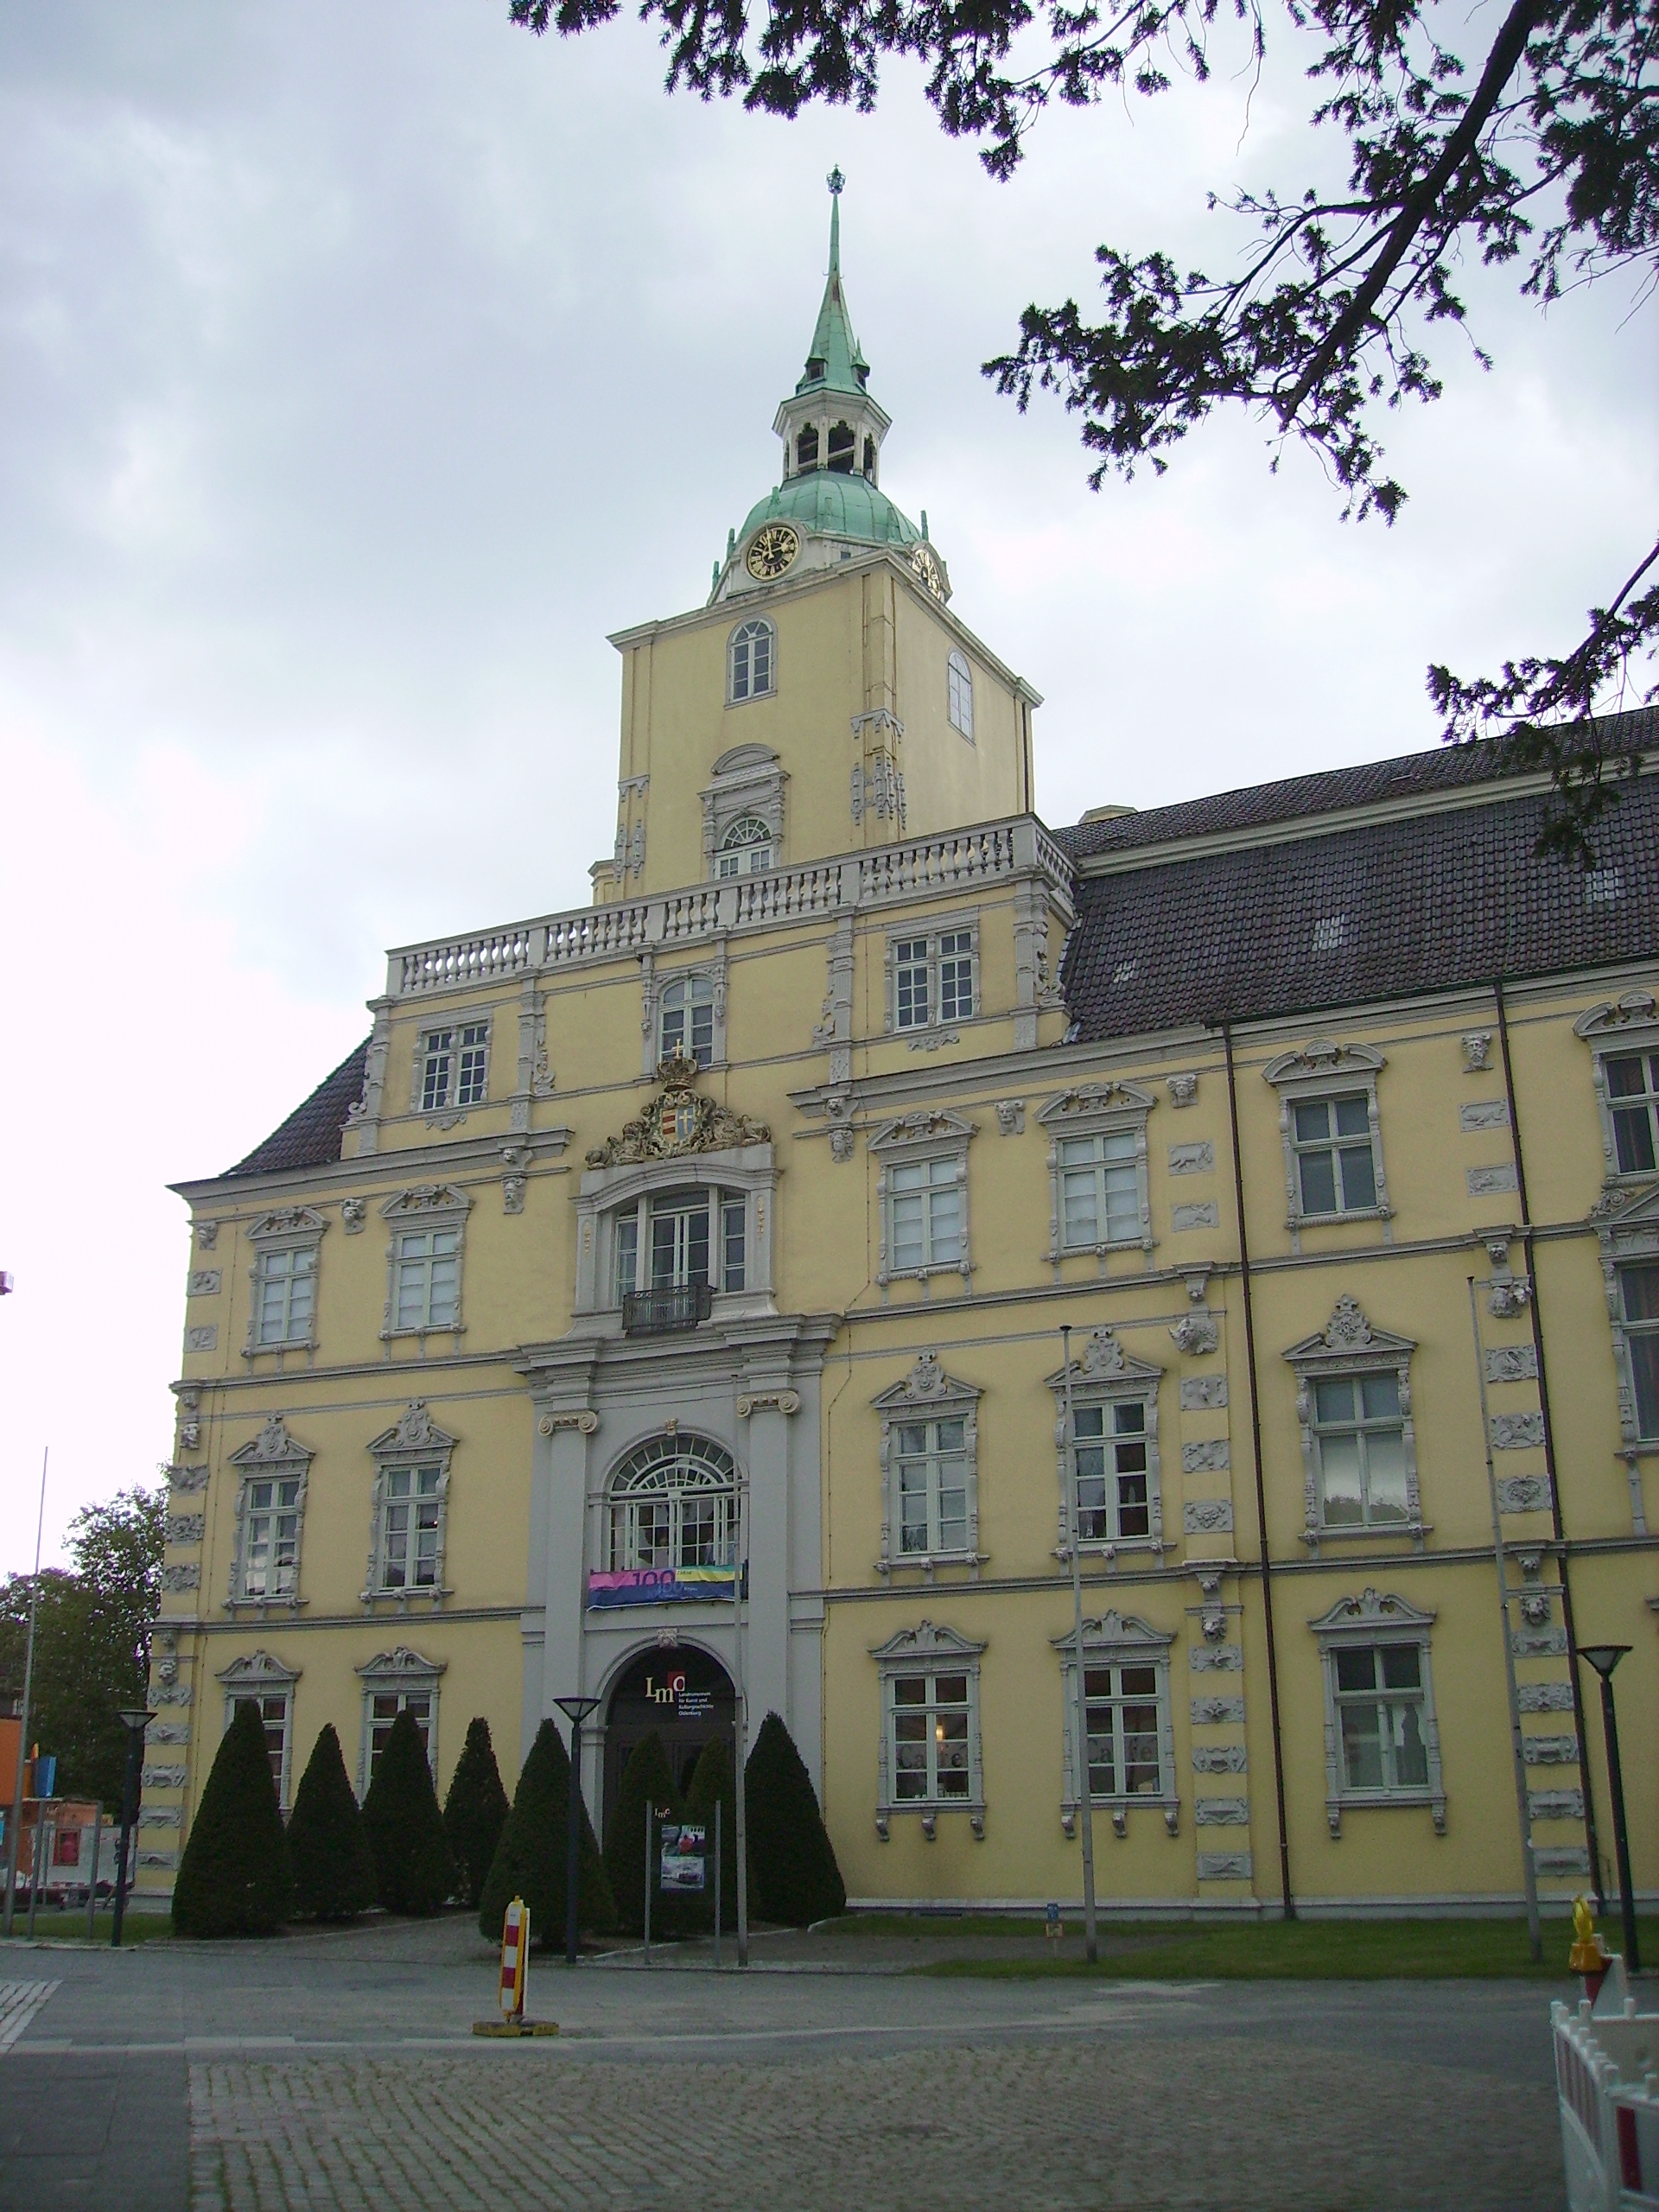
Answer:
[{"left": 621, "top": 1281, "right": 715, "bottom": 1337}]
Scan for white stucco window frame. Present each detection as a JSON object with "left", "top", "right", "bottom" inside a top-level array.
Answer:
[
  {"left": 1577, "top": 992, "right": 1659, "bottom": 1186},
  {"left": 882, "top": 914, "right": 979, "bottom": 1037},
  {"left": 726, "top": 615, "right": 777, "bottom": 707},
  {"left": 363, "top": 1401, "right": 458, "bottom": 1609},
  {"left": 574, "top": 1145, "right": 777, "bottom": 1320},
  {"left": 1284, "top": 1295, "right": 1424, "bottom": 1555},
  {"left": 870, "top": 1620, "right": 987, "bottom": 1840},
  {"left": 1046, "top": 1326, "right": 1166, "bottom": 1560},
  {"left": 1262, "top": 1042, "right": 1392, "bottom": 1233},
  {"left": 224, "top": 1414, "right": 313, "bottom": 1615},
  {"left": 379, "top": 1184, "right": 471, "bottom": 1346},
  {"left": 868, "top": 1109, "right": 976, "bottom": 1289},
  {"left": 217, "top": 1649, "right": 300, "bottom": 1811},
  {"left": 243, "top": 1206, "right": 327, "bottom": 1361},
  {"left": 871, "top": 1351, "right": 983, "bottom": 1576},
  {"left": 1308, "top": 1587, "right": 1446, "bottom": 1837},
  {"left": 1038, "top": 1082, "right": 1156, "bottom": 1268},
  {"left": 1050, "top": 1609, "right": 1179, "bottom": 1835},
  {"left": 702, "top": 743, "right": 785, "bottom": 879},
  {"left": 640, "top": 950, "right": 729, "bottom": 1077},
  {"left": 355, "top": 1644, "right": 446, "bottom": 1797},
  {"left": 409, "top": 1014, "right": 493, "bottom": 1128},
  {"left": 1592, "top": 1184, "right": 1659, "bottom": 1481}
]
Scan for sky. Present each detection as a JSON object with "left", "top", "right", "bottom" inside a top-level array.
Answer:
[{"left": 0, "top": 0, "right": 1653, "bottom": 1577}]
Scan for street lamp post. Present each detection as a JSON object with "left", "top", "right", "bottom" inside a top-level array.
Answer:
[
  {"left": 1577, "top": 1645, "right": 1640, "bottom": 1973},
  {"left": 110, "top": 1707, "right": 155, "bottom": 1948},
  {"left": 1059, "top": 1327, "right": 1100, "bottom": 1967},
  {"left": 552, "top": 1695, "right": 601, "bottom": 1967}
]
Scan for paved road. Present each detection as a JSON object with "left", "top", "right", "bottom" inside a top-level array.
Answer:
[{"left": 0, "top": 1918, "right": 1569, "bottom": 2210}]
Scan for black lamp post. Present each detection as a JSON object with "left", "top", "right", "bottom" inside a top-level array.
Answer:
[
  {"left": 552, "top": 1696, "right": 601, "bottom": 1967},
  {"left": 1577, "top": 1646, "right": 1640, "bottom": 1974},
  {"left": 111, "top": 1707, "right": 155, "bottom": 1948}
]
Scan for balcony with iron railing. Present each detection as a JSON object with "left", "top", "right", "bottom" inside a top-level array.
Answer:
[{"left": 621, "top": 1281, "right": 715, "bottom": 1337}]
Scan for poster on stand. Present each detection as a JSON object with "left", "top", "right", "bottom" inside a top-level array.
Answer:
[{"left": 659, "top": 1823, "right": 707, "bottom": 1892}]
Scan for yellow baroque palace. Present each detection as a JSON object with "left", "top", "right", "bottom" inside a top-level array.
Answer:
[{"left": 143, "top": 191, "right": 1659, "bottom": 1919}]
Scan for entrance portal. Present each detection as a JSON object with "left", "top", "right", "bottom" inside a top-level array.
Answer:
[{"left": 602, "top": 1645, "right": 735, "bottom": 1833}]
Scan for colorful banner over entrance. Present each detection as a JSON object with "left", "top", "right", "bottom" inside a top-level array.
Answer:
[{"left": 585, "top": 1565, "right": 747, "bottom": 1610}]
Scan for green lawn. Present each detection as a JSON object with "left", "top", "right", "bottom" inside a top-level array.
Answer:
[
  {"left": 2, "top": 1908, "right": 175, "bottom": 1946},
  {"left": 908, "top": 1913, "right": 1659, "bottom": 1980}
]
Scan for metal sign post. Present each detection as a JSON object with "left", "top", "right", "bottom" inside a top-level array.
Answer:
[
  {"left": 643, "top": 1801, "right": 653, "bottom": 1964},
  {"left": 714, "top": 1799, "right": 722, "bottom": 1969},
  {"left": 3, "top": 1448, "right": 48, "bottom": 1941}
]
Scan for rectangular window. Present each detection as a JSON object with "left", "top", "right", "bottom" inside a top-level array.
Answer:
[
  {"left": 650, "top": 1196, "right": 710, "bottom": 1288},
  {"left": 1084, "top": 1662, "right": 1163, "bottom": 1798},
  {"left": 421, "top": 1023, "right": 488, "bottom": 1111},
  {"left": 380, "top": 1465, "right": 442, "bottom": 1590},
  {"left": 230, "top": 1692, "right": 290, "bottom": 1801},
  {"left": 455, "top": 1022, "right": 489, "bottom": 1106},
  {"left": 721, "top": 1198, "right": 747, "bottom": 1294},
  {"left": 369, "top": 1691, "right": 432, "bottom": 1783},
  {"left": 893, "top": 931, "right": 976, "bottom": 1032},
  {"left": 890, "top": 1671, "right": 972, "bottom": 1802},
  {"left": 1071, "top": 1402, "right": 1150, "bottom": 1541},
  {"left": 1620, "top": 1262, "right": 1659, "bottom": 1440},
  {"left": 1313, "top": 1374, "right": 1408, "bottom": 1528},
  {"left": 1058, "top": 1129, "right": 1140, "bottom": 1249},
  {"left": 613, "top": 1211, "right": 639, "bottom": 1303},
  {"left": 254, "top": 1245, "right": 316, "bottom": 1347},
  {"left": 894, "top": 938, "right": 931, "bottom": 1031},
  {"left": 394, "top": 1227, "right": 461, "bottom": 1331},
  {"left": 1333, "top": 1643, "right": 1429, "bottom": 1792},
  {"left": 1607, "top": 1052, "right": 1659, "bottom": 1174},
  {"left": 894, "top": 1418, "right": 969, "bottom": 1557},
  {"left": 888, "top": 1156, "right": 963, "bottom": 1272},
  {"left": 242, "top": 1477, "right": 302, "bottom": 1597},
  {"left": 1292, "top": 1093, "right": 1378, "bottom": 1215},
  {"left": 938, "top": 931, "right": 976, "bottom": 1023}
]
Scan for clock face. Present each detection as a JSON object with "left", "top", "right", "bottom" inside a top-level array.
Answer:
[
  {"left": 910, "top": 543, "right": 944, "bottom": 598},
  {"left": 746, "top": 524, "right": 800, "bottom": 581}
]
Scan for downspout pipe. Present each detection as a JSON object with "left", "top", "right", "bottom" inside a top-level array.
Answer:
[{"left": 1218, "top": 1021, "right": 1295, "bottom": 1922}]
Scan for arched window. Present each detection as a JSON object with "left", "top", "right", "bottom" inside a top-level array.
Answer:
[
  {"left": 728, "top": 619, "right": 774, "bottom": 704},
  {"left": 827, "top": 422, "right": 855, "bottom": 473},
  {"left": 717, "top": 817, "right": 772, "bottom": 878},
  {"left": 796, "top": 425, "right": 819, "bottom": 470},
  {"left": 947, "top": 649, "right": 974, "bottom": 740},
  {"left": 862, "top": 436, "right": 877, "bottom": 480},
  {"left": 608, "top": 1433, "right": 738, "bottom": 1571},
  {"left": 659, "top": 973, "right": 715, "bottom": 1067}
]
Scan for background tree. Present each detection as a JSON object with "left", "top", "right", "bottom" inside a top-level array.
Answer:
[
  {"left": 512, "top": 0, "right": 1658, "bottom": 860},
  {"left": 171, "top": 1699, "right": 294, "bottom": 1938},
  {"left": 744, "top": 1712, "right": 846, "bottom": 1927},
  {"left": 683, "top": 1735, "right": 742, "bottom": 1933},
  {"left": 602, "top": 1730, "right": 683, "bottom": 1938},
  {"left": 285, "top": 1724, "right": 377, "bottom": 1922},
  {"left": 443, "top": 1717, "right": 512, "bottom": 1910},
  {"left": 359, "top": 1711, "right": 454, "bottom": 1916},
  {"left": 479, "top": 1718, "right": 613, "bottom": 1948},
  {"left": 0, "top": 1485, "right": 163, "bottom": 1808}
]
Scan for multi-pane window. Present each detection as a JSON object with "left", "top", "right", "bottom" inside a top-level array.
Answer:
[
  {"left": 1312, "top": 1374, "right": 1409, "bottom": 1528},
  {"left": 888, "top": 1156, "right": 963, "bottom": 1272},
  {"left": 1058, "top": 1129, "right": 1141, "bottom": 1249},
  {"left": 368, "top": 1690, "right": 432, "bottom": 1783},
  {"left": 1292, "top": 1094, "right": 1378, "bottom": 1214},
  {"left": 728, "top": 619, "right": 774, "bottom": 703},
  {"left": 938, "top": 931, "right": 974, "bottom": 1022},
  {"left": 1619, "top": 1263, "right": 1659, "bottom": 1439},
  {"left": 254, "top": 1246, "right": 315, "bottom": 1347},
  {"left": 1332, "top": 1643, "right": 1430, "bottom": 1794},
  {"left": 608, "top": 1433, "right": 738, "bottom": 1572},
  {"left": 894, "top": 1419, "right": 969, "bottom": 1557},
  {"left": 659, "top": 975, "right": 715, "bottom": 1067},
  {"left": 890, "top": 1671, "right": 973, "bottom": 1802},
  {"left": 242, "top": 1477, "right": 302, "bottom": 1597},
  {"left": 893, "top": 930, "right": 976, "bottom": 1031},
  {"left": 946, "top": 649, "right": 974, "bottom": 739},
  {"left": 1071, "top": 1402, "right": 1151, "bottom": 1541},
  {"left": 421, "top": 1022, "right": 488, "bottom": 1114},
  {"left": 393, "top": 1227, "right": 461, "bottom": 1332},
  {"left": 378, "top": 1465, "right": 442, "bottom": 1591},
  {"left": 1084, "top": 1663, "right": 1162, "bottom": 1798},
  {"left": 1606, "top": 1052, "right": 1659, "bottom": 1173},
  {"left": 229, "top": 1693, "right": 291, "bottom": 1802},
  {"left": 894, "top": 938, "right": 931, "bottom": 1030},
  {"left": 721, "top": 1198, "right": 747, "bottom": 1294},
  {"left": 717, "top": 817, "right": 772, "bottom": 876},
  {"left": 612, "top": 1191, "right": 747, "bottom": 1301}
]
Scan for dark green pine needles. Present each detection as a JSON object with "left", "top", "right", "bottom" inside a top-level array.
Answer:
[
  {"left": 285, "top": 1723, "right": 376, "bottom": 1922},
  {"left": 745, "top": 1710, "right": 846, "bottom": 1927},
  {"left": 683, "top": 1734, "right": 741, "bottom": 1933},
  {"left": 442, "top": 1717, "right": 511, "bottom": 1910},
  {"left": 479, "top": 1718, "right": 613, "bottom": 1949},
  {"left": 171, "top": 1698, "right": 294, "bottom": 1937},
  {"left": 360, "top": 1708, "right": 454, "bottom": 1916}
]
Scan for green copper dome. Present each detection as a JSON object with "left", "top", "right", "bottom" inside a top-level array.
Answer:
[{"left": 738, "top": 468, "right": 922, "bottom": 551}]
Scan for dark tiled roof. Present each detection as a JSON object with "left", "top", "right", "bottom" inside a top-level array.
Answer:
[
  {"left": 1061, "top": 772, "right": 1659, "bottom": 1041},
  {"left": 226, "top": 1039, "right": 370, "bottom": 1178},
  {"left": 1055, "top": 707, "right": 1656, "bottom": 861}
]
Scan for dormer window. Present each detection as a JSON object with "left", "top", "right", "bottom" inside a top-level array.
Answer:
[
  {"left": 717, "top": 817, "right": 773, "bottom": 877},
  {"left": 827, "top": 422, "right": 855, "bottom": 473},
  {"left": 796, "top": 426, "right": 819, "bottom": 470}
]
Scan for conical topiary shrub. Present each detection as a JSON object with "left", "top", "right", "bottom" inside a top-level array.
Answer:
[
  {"left": 442, "top": 1718, "right": 511, "bottom": 1910},
  {"left": 171, "top": 1698, "right": 294, "bottom": 1938},
  {"left": 360, "top": 1709, "right": 454, "bottom": 1916},
  {"left": 286, "top": 1723, "right": 376, "bottom": 1922},
  {"left": 478, "top": 1718, "right": 613, "bottom": 1949},
  {"left": 745, "top": 1711, "right": 846, "bottom": 1927},
  {"left": 603, "top": 1731, "right": 683, "bottom": 1938},
  {"left": 683, "top": 1734, "right": 741, "bottom": 1933}
]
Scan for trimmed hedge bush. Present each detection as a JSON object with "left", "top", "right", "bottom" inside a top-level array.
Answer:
[
  {"left": 745, "top": 1711, "right": 846, "bottom": 1927},
  {"left": 360, "top": 1708, "right": 454, "bottom": 1916},
  {"left": 479, "top": 1719, "right": 613, "bottom": 1950},
  {"left": 286, "top": 1723, "right": 376, "bottom": 1922},
  {"left": 442, "top": 1718, "right": 511, "bottom": 1910},
  {"left": 603, "top": 1731, "right": 685, "bottom": 1938},
  {"left": 683, "top": 1734, "right": 741, "bottom": 1933},
  {"left": 171, "top": 1698, "right": 294, "bottom": 1938}
]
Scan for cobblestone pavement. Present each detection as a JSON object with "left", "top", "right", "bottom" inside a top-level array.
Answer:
[{"left": 192, "top": 2034, "right": 1560, "bottom": 2212}]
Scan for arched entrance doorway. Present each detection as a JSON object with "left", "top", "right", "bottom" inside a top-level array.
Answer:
[{"left": 603, "top": 1645, "right": 735, "bottom": 1831}]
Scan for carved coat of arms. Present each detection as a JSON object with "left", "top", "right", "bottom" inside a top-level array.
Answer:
[{"left": 586, "top": 1053, "right": 770, "bottom": 1168}]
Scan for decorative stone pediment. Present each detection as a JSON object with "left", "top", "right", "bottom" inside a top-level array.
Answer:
[
  {"left": 382, "top": 1184, "right": 472, "bottom": 1222},
  {"left": 1049, "top": 1610, "right": 1175, "bottom": 1655},
  {"left": 1284, "top": 1295, "right": 1415, "bottom": 1365},
  {"left": 227, "top": 1414, "right": 313, "bottom": 1469},
  {"left": 867, "top": 1106, "right": 976, "bottom": 1154},
  {"left": 355, "top": 1645, "right": 447, "bottom": 1683},
  {"left": 1590, "top": 1181, "right": 1659, "bottom": 1232},
  {"left": 869, "top": 1620, "right": 986, "bottom": 1663},
  {"left": 1262, "top": 1041, "right": 1386, "bottom": 1084},
  {"left": 1046, "top": 1326, "right": 1162, "bottom": 1390},
  {"left": 1037, "top": 1081, "right": 1155, "bottom": 1126},
  {"left": 217, "top": 1649, "right": 301, "bottom": 1689},
  {"left": 585, "top": 1054, "right": 770, "bottom": 1167},
  {"left": 248, "top": 1206, "right": 327, "bottom": 1243},
  {"left": 367, "top": 1401, "right": 457, "bottom": 1457},
  {"left": 1307, "top": 1587, "right": 1435, "bottom": 1635},
  {"left": 872, "top": 1351, "right": 981, "bottom": 1413},
  {"left": 1575, "top": 991, "right": 1659, "bottom": 1042}
]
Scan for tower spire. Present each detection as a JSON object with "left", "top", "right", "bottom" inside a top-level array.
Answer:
[{"left": 798, "top": 168, "right": 868, "bottom": 398}]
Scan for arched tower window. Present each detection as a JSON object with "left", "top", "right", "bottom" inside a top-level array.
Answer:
[
  {"left": 659, "top": 973, "right": 715, "bottom": 1067},
  {"left": 608, "top": 1433, "right": 739, "bottom": 1571},
  {"left": 862, "top": 436, "right": 877, "bottom": 480},
  {"left": 796, "top": 425, "right": 820, "bottom": 470},
  {"left": 827, "top": 422, "right": 855, "bottom": 473},
  {"left": 717, "top": 817, "right": 773, "bottom": 878},
  {"left": 947, "top": 649, "right": 975, "bottom": 740},
  {"left": 728, "top": 619, "right": 775, "bottom": 705}
]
